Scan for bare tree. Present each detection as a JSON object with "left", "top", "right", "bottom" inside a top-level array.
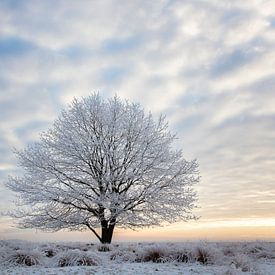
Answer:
[{"left": 6, "top": 94, "right": 199, "bottom": 243}]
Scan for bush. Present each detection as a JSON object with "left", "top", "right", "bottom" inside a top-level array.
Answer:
[
  {"left": 231, "top": 254, "right": 254, "bottom": 272},
  {"left": 193, "top": 245, "right": 219, "bottom": 265},
  {"left": 195, "top": 247, "right": 210, "bottom": 264},
  {"left": 256, "top": 249, "right": 275, "bottom": 260},
  {"left": 171, "top": 251, "right": 190, "bottom": 263},
  {"left": 244, "top": 242, "right": 275, "bottom": 260},
  {"left": 5, "top": 251, "right": 41, "bottom": 266},
  {"left": 54, "top": 250, "right": 99, "bottom": 267},
  {"left": 136, "top": 247, "right": 166, "bottom": 263},
  {"left": 144, "top": 250, "right": 164, "bottom": 263},
  {"left": 110, "top": 250, "right": 137, "bottom": 262},
  {"left": 44, "top": 249, "right": 57, "bottom": 258}
]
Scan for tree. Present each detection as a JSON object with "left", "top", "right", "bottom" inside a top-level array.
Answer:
[{"left": 6, "top": 94, "right": 199, "bottom": 244}]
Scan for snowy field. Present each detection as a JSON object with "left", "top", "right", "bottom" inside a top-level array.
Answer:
[{"left": 0, "top": 240, "right": 275, "bottom": 274}]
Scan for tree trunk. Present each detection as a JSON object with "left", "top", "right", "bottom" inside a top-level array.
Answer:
[{"left": 101, "top": 220, "right": 115, "bottom": 244}]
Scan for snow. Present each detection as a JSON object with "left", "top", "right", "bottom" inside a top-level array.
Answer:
[{"left": 1, "top": 240, "right": 275, "bottom": 274}]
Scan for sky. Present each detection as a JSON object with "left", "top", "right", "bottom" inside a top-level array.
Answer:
[{"left": 0, "top": 0, "right": 275, "bottom": 242}]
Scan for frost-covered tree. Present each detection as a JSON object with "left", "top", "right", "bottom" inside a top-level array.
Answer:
[{"left": 7, "top": 94, "right": 199, "bottom": 243}]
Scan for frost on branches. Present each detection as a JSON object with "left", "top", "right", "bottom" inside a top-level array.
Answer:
[{"left": 6, "top": 94, "right": 199, "bottom": 243}]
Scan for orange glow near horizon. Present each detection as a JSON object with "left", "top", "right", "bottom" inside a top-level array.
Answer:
[
  {"left": 114, "top": 218, "right": 275, "bottom": 242},
  {"left": 1, "top": 218, "right": 275, "bottom": 243}
]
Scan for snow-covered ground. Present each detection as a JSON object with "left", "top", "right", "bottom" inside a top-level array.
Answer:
[{"left": 0, "top": 240, "right": 274, "bottom": 274}]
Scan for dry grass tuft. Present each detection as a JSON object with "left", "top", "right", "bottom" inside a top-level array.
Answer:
[
  {"left": 195, "top": 247, "right": 213, "bottom": 265},
  {"left": 5, "top": 251, "right": 40, "bottom": 266},
  {"left": 136, "top": 248, "right": 165, "bottom": 263},
  {"left": 55, "top": 251, "right": 98, "bottom": 267},
  {"left": 172, "top": 251, "right": 190, "bottom": 263}
]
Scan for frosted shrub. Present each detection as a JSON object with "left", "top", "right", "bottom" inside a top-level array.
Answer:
[
  {"left": 110, "top": 249, "right": 137, "bottom": 262},
  {"left": 4, "top": 250, "right": 41, "bottom": 266},
  {"left": 244, "top": 242, "right": 275, "bottom": 260},
  {"left": 44, "top": 249, "right": 57, "bottom": 258},
  {"left": 231, "top": 254, "right": 255, "bottom": 272},
  {"left": 244, "top": 243, "right": 264, "bottom": 256},
  {"left": 136, "top": 246, "right": 166, "bottom": 263},
  {"left": 256, "top": 249, "right": 275, "bottom": 260},
  {"left": 142, "top": 250, "right": 164, "bottom": 263},
  {"left": 193, "top": 244, "right": 221, "bottom": 265},
  {"left": 54, "top": 250, "right": 99, "bottom": 267},
  {"left": 170, "top": 249, "right": 193, "bottom": 263},
  {"left": 38, "top": 243, "right": 61, "bottom": 258},
  {"left": 195, "top": 247, "right": 211, "bottom": 264}
]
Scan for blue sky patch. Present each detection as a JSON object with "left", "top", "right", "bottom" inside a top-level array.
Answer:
[
  {"left": 101, "top": 66, "right": 129, "bottom": 83},
  {"left": 102, "top": 36, "right": 141, "bottom": 54},
  {"left": 211, "top": 49, "right": 254, "bottom": 76},
  {"left": 0, "top": 36, "right": 37, "bottom": 57}
]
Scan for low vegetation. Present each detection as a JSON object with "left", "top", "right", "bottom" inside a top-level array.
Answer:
[{"left": 0, "top": 240, "right": 274, "bottom": 273}]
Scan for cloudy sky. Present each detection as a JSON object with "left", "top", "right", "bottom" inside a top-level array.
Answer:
[{"left": 1, "top": 0, "right": 275, "bottom": 242}]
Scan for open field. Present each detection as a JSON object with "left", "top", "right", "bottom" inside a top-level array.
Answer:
[{"left": 0, "top": 240, "right": 275, "bottom": 274}]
